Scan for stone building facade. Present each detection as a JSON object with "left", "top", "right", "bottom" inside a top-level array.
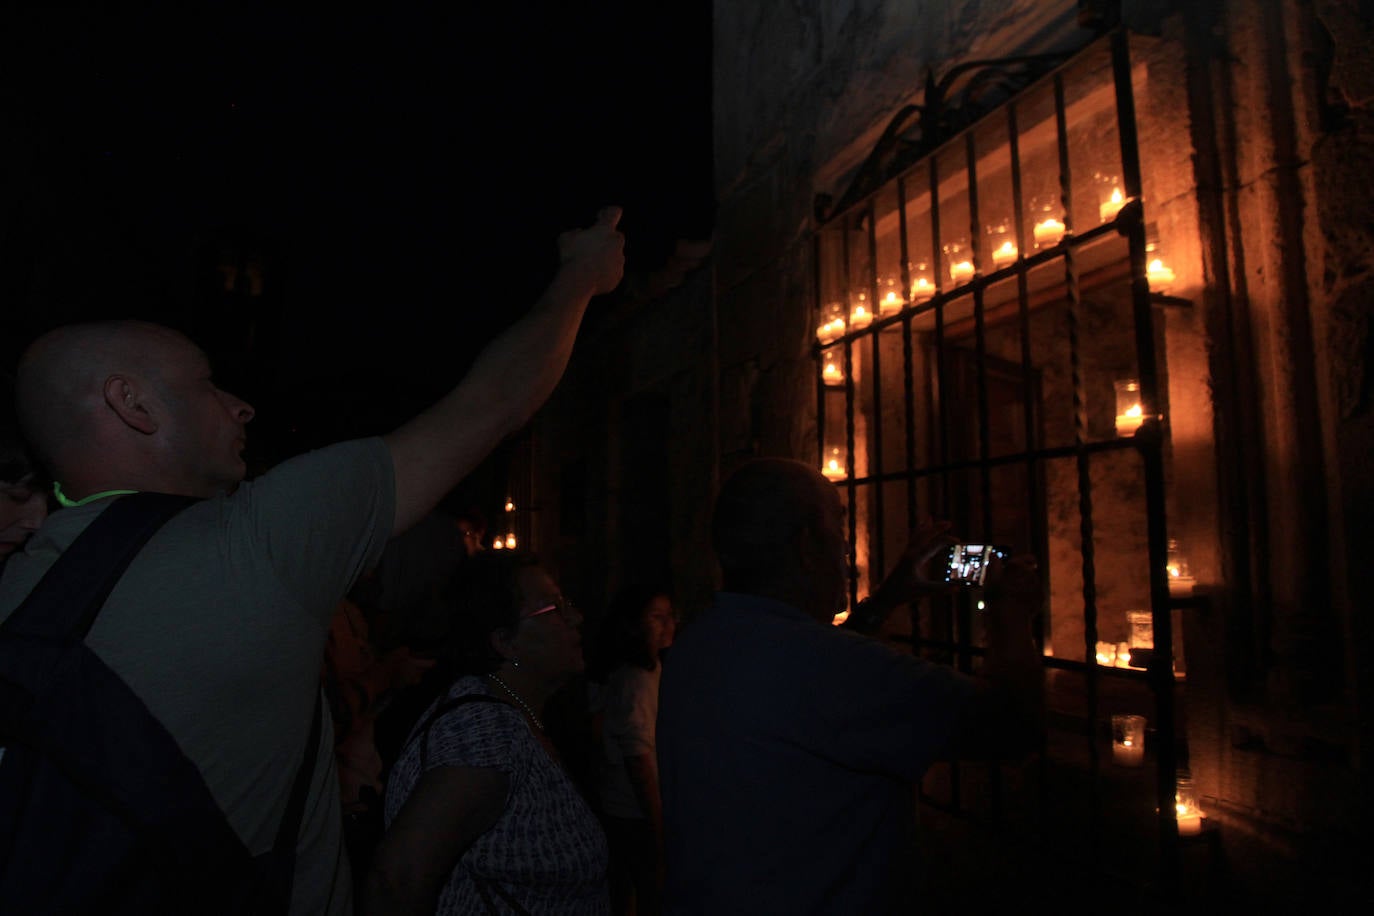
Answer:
[{"left": 530, "top": 0, "right": 1372, "bottom": 905}]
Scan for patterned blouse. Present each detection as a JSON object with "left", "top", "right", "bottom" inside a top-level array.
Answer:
[{"left": 383, "top": 675, "right": 610, "bottom": 915}]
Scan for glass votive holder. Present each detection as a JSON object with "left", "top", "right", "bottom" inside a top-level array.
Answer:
[
  {"left": 908, "top": 262, "right": 936, "bottom": 303},
  {"left": 985, "top": 221, "right": 1017, "bottom": 269},
  {"left": 1114, "top": 378, "right": 1143, "bottom": 436},
  {"left": 1095, "top": 171, "right": 1126, "bottom": 223},
  {"left": 877, "top": 275, "right": 903, "bottom": 316},
  {"left": 1175, "top": 771, "right": 1204, "bottom": 835},
  {"left": 1111, "top": 714, "right": 1147, "bottom": 766},
  {"left": 944, "top": 241, "right": 974, "bottom": 285},
  {"left": 1030, "top": 195, "right": 1065, "bottom": 248}
]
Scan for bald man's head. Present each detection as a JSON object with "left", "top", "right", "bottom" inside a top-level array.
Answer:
[
  {"left": 15, "top": 320, "right": 255, "bottom": 497},
  {"left": 16, "top": 322, "right": 184, "bottom": 471},
  {"left": 711, "top": 457, "right": 849, "bottom": 618}
]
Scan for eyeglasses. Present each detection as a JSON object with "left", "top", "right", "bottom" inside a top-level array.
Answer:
[{"left": 523, "top": 595, "right": 577, "bottom": 620}]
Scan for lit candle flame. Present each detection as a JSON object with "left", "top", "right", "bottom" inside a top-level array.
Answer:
[
  {"left": 949, "top": 260, "right": 974, "bottom": 283},
  {"left": 821, "top": 448, "right": 846, "bottom": 481},
  {"left": 1033, "top": 218, "right": 1065, "bottom": 247}
]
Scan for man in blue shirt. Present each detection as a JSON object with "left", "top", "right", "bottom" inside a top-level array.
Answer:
[{"left": 656, "top": 457, "right": 1043, "bottom": 914}]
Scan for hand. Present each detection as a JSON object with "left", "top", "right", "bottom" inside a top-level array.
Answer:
[
  {"left": 985, "top": 553, "right": 1040, "bottom": 606},
  {"left": 557, "top": 205, "right": 626, "bottom": 297},
  {"left": 870, "top": 518, "right": 958, "bottom": 608}
]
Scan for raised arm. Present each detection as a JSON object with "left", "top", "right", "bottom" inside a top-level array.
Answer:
[{"left": 383, "top": 207, "right": 625, "bottom": 536}]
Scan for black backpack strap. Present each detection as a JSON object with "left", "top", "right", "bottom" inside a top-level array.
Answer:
[{"left": 2, "top": 491, "right": 199, "bottom": 639}]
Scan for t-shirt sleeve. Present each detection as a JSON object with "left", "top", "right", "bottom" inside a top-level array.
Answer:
[
  {"left": 226, "top": 437, "right": 395, "bottom": 625},
  {"left": 423, "top": 699, "right": 529, "bottom": 780},
  {"left": 603, "top": 667, "right": 659, "bottom": 759}
]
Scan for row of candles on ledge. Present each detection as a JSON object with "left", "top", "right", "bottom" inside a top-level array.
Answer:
[
  {"left": 816, "top": 177, "right": 1178, "bottom": 346},
  {"left": 1110, "top": 715, "right": 1207, "bottom": 834},
  {"left": 819, "top": 372, "right": 1162, "bottom": 447}
]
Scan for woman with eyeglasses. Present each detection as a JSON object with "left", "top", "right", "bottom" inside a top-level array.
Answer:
[{"left": 361, "top": 549, "right": 609, "bottom": 916}]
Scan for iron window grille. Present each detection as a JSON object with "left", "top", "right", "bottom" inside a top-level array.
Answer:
[{"left": 812, "top": 28, "right": 1214, "bottom": 894}]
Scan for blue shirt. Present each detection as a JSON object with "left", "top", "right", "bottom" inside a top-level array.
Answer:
[{"left": 656, "top": 592, "right": 979, "bottom": 915}]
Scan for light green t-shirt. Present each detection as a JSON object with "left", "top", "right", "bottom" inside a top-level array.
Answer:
[{"left": 0, "top": 437, "right": 396, "bottom": 915}]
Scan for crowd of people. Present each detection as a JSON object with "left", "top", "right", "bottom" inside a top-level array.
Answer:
[{"left": 0, "top": 203, "right": 1046, "bottom": 915}]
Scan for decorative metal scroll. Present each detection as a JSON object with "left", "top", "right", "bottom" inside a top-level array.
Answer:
[{"left": 815, "top": 51, "right": 1077, "bottom": 223}]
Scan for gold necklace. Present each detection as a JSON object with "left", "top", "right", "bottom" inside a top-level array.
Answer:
[{"left": 486, "top": 673, "right": 544, "bottom": 732}]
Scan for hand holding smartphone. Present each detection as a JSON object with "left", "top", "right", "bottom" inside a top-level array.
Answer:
[{"left": 940, "top": 543, "right": 1011, "bottom": 588}]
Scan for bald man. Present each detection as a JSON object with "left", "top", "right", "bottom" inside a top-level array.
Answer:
[
  {"left": 0, "top": 207, "right": 624, "bottom": 914},
  {"left": 655, "top": 457, "right": 1044, "bottom": 915}
]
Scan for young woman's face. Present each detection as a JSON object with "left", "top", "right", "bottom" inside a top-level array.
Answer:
[{"left": 643, "top": 594, "right": 677, "bottom": 653}]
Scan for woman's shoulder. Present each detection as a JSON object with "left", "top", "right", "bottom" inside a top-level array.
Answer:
[
  {"left": 435, "top": 675, "right": 519, "bottom": 720},
  {"left": 418, "top": 676, "right": 536, "bottom": 770}
]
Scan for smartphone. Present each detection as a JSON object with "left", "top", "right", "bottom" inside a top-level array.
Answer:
[{"left": 941, "top": 543, "right": 1010, "bottom": 587}]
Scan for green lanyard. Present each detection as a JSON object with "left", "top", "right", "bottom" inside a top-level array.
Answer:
[{"left": 53, "top": 482, "right": 139, "bottom": 509}]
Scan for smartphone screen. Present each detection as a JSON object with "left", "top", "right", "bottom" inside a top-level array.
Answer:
[{"left": 943, "top": 544, "right": 1005, "bottom": 587}]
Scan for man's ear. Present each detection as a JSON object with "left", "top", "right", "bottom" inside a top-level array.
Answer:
[{"left": 103, "top": 375, "right": 158, "bottom": 434}]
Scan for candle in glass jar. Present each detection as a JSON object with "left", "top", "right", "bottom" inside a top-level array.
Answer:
[
  {"left": 822, "top": 361, "right": 843, "bottom": 384},
  {"left": 949, "top": 259, "right": 974, "bottom": 284},
  {"left": 821, "top": 448, "right": 846, "bottom": 481},
  {"left": 1147, "top": 258, "right": 1176, "bottom": 289},
  {"left": 991, "top": 240, "right": 1018, "bottom": 268},
  {"left": 910, "top": 276, "right": 935, "bottom": 302},
  {"left": 1033, "top": 218, "right": 1065, "bottom": 247},
  {"left": 1115, "top": 379, "right": 1144, "bottom": 436},
  {"left": 1099, "top": 187, "right": 1126, "bottom": 223},
  {"left": 1111, "top": 714, "right": 1147, "bottom": 766}
]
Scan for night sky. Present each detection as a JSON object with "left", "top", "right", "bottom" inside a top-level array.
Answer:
[{"left": 1, "top": 3, "right": 713, "bottom": 463}]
